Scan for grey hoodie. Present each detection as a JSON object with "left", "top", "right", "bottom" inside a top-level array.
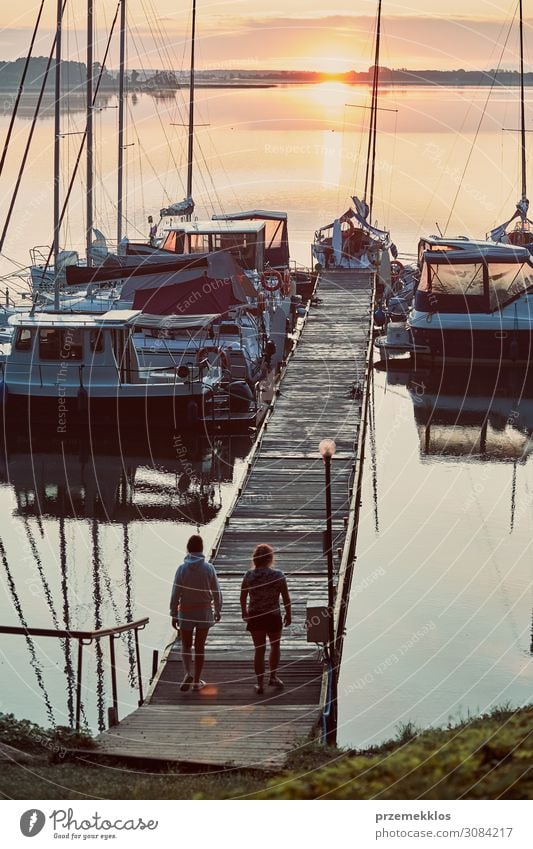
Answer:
[{"left": 169, "top": 553, "right": 222, "bottom": 619}]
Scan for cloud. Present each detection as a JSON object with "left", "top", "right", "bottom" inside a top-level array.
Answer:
[{"left": 0, "top": 13, "right": 527, "bottom": 71}]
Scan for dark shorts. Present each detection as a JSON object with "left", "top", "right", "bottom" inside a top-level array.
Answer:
[{"left": 246, "top": 611, "right": 283, "bottom": 636}]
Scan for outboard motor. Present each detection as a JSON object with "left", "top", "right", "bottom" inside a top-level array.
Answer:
[{"left": 228, "top": 380, "right": 254, "bottom": 413}]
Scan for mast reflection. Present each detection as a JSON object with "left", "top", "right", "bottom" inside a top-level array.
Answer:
[{"left": 0, "top": 429, "right": 252, "bottom": 728}]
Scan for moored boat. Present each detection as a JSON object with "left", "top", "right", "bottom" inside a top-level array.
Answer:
[
  {"left": 408, "top": 244, "right": 533, "bottom": 363},
  {"left": 0, "top": 310, "right": 256, "bottom": 429}
]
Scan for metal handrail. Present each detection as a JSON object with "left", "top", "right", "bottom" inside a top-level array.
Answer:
[
  {"left": 0, "top": 617, "right": 149, "bottom": 640},
  {"left": 0, "top": 617, "right": 149, "bottom": 730}
]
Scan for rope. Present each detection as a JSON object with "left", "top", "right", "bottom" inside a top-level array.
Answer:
[
  {"left": 444, "top": 6, "right": 517, "bottom": 235},
  {"left": 0, "top": 1, "right": 68, "bottom": 256},
  {"left": 43, "top": 1, "right": 121, "bottom": 273},
  {"left": 0, "top": 0, "right": 45, "bottom": 180}
]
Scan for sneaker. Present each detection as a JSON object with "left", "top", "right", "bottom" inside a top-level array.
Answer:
[
  {"left": 269, "top": 675, "right": 284, "bottom": 690},
  {"left": 192, "top": 680, "right": 206, "bottom": 692},
  {"left": 180, "top": 674, "right": 193, "bottom": 692}
]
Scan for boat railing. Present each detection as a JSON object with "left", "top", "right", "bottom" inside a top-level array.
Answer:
[
  {"left": 0, "top": 618, "right": 149, "bottom": 730},
  {"left": 0, "top": 360, "right": 215, "bottom": 390}
]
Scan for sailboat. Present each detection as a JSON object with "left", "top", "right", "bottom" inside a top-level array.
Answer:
[
  {"left": 311, "top": 0, "right": 395, "bottom": 275},
  {"left": 408, "top": 1, "right": 533, "bottom": 364},
  {"left": 489, "top": 0, "right": 533, "bottom": 248}
]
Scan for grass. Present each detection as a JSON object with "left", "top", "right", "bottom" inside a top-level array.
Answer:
[{"left": 0, "top": 706, "right": 531, "bottom": 800}]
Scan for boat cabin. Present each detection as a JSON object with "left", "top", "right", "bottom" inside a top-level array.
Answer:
[
  {"left": 211, "top": 210, "right": 289, "bottom": 269},
  {"left": 5, "top": 310, "right": 146, "bottom": 387},
  {"left": 159, "top": 220, "right": 266, "bottom": 272},
  {"left": 415, "top": 247, "right": 533, "bottom": 314}
]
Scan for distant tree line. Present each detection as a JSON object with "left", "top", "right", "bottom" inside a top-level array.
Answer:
[
  {"left": 0, "top": 58, "right": 532, "bottom": 90},
  {"left": 0, "top": 57, "right": 116, "bottom": 91}
]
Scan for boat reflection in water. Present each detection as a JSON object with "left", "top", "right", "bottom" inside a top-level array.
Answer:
[
  {"left": 404, "top": 365, "right": 533, "bottom": 464},
  {"left": 0, "top": 429, "right": 253, "bottom": 730}
]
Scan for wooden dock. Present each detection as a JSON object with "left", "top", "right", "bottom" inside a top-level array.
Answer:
[{"left": 92, "top": 269, "right": 374, "bottom": 770}]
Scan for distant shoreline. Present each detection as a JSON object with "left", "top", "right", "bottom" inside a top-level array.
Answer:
[{"left": 2, "top": 58, "right": 533, "bottom": 91}]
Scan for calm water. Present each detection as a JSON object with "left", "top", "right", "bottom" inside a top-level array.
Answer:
[{"left": 0, "top": 84, "right": 532, "bottom": 741}]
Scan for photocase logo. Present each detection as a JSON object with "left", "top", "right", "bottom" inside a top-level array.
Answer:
[{"left": 20, "top": 810, "right": 46, "bottom": 837}]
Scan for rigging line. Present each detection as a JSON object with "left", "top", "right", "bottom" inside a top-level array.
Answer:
[
  {"left": 141, "top": 0, "right": 220, "bottom": 213},
  {"left": 443, "top": 8, "right": 517, "bottom": 235},
  {"left": 0, "top": 1, "right": 68, "bottom": 257},
  {"left": 368, "top": 0, "right": 383, "bottom": 222},
  {"left": 127, "top": 107, "right": 173, "bottom": 201},
  {"left": 419, "top": 10, "right": 517, "bottom": 232},
  {"left": 127, "top": 24, "right": 183, "bottom": 178},
  {"left": 0, "top": 0, "right": 45, "bottom": 179},
  {"left": 43, "top": 1, "right": 121, "bottom": 273},
  {"left": 363, "top": 12, "right": 379, "bottom": 203}
]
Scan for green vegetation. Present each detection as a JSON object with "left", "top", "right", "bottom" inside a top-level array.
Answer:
[{"left": 0, "top": 706, "right": 531, "bottom": 800}]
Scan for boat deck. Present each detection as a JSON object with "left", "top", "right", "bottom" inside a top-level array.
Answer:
[{"left": 91, "top": 269, "right": 374, "bottom": 770}]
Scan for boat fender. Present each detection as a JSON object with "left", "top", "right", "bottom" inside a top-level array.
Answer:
[
  {"left": 186, "top": 400, "right": 199, "bottom": 426},
  {"left": 77, "top": 386, "right": 88, "bottom": 414},
  {"left": 374, "top": 307, "right": 387, "bottom": 327},
  {"left": 261, "top": 269, "right": 282, "bottom": 292}
]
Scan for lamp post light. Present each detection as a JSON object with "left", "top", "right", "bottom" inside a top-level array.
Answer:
[{"left": 319, "top": 437, "right": 337, "bottom": 744}]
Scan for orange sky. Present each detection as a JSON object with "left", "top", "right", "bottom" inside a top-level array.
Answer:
[{"left": 0, "top": 2, "right": 530, "bottom": 72}]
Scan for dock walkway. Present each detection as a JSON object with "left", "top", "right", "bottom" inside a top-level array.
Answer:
[{"left": 93, "top": 270, "right": 374, "bottom": 770}]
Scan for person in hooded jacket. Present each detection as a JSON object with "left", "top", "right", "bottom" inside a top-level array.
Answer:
[{"left": 169, "top": 534, "right": 222, "bottom": 692}]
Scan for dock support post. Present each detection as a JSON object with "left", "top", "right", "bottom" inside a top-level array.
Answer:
[
  {"left": 75, "top": 638, "right": 83, "bottom": 732},
  {"left": 319, "top": 438, "right": 338, "bottom": 745},
  {"left": 134, "top": 626, "right": 144, "bottom": 705},
  {"left": 109, "top": 634, "right": 119, "bottom": 721},
  {"left": 151, "top": 649, "right": 159, "bottom": 681}
]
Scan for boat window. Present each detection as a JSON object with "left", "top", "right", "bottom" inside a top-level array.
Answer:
[
  {"left": 39, "top": 328, "right": 83, "bottom": 360},
  {"left": 14, "top": 328, "right": 33, "bottom": 351},
  {"left": 423, "top": 262, "right": 484, "bottom": 296},
  {"left": 89, "top": 329, "right": 104, "bottom": 353},
  {"left": 162, "top": 231, "right": 177, "bottom": 252},
  {"left": 487, "top": 262, "right": 533, "bottom": 310},
  {"left": 188, "top": 233, "right": 210, "bottom": 254}
]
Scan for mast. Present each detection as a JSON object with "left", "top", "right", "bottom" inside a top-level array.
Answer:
[
  {"left": 117, "top": 0, "right": 126, "bottom": 246},
  {"left": 53, "top": 0, "right": 63, "bottom": 310},
  {"left": 519, "top": 0, "right": 527, "bottom": 211},
  {"left": 86, "top": 0, "right": 94, "bottom": 265},
  {"left": 368, "top": 0, "right": 382, "bottom": 223},
  {"left": 186, "top": 0, "right": 196, "bottom": 221}
]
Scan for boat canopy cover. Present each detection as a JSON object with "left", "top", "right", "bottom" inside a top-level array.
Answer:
[
  {"left": 133, "top": 313, "right": 220, "bottom": 331},
  {"left": 130, "top": 251, "right": 255, "bottom": 315},
  {"left": 160, "top": 197, "right": 195, "bottom": 218},
  {"left": 65, "top": 253, "right": 210, "bottom": 286},
  {"left": 424, "top": 246, "right": 531, "bottom": 265},
  {"left": 212, "top": 210, "right": 287, "bottom": 222}
]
